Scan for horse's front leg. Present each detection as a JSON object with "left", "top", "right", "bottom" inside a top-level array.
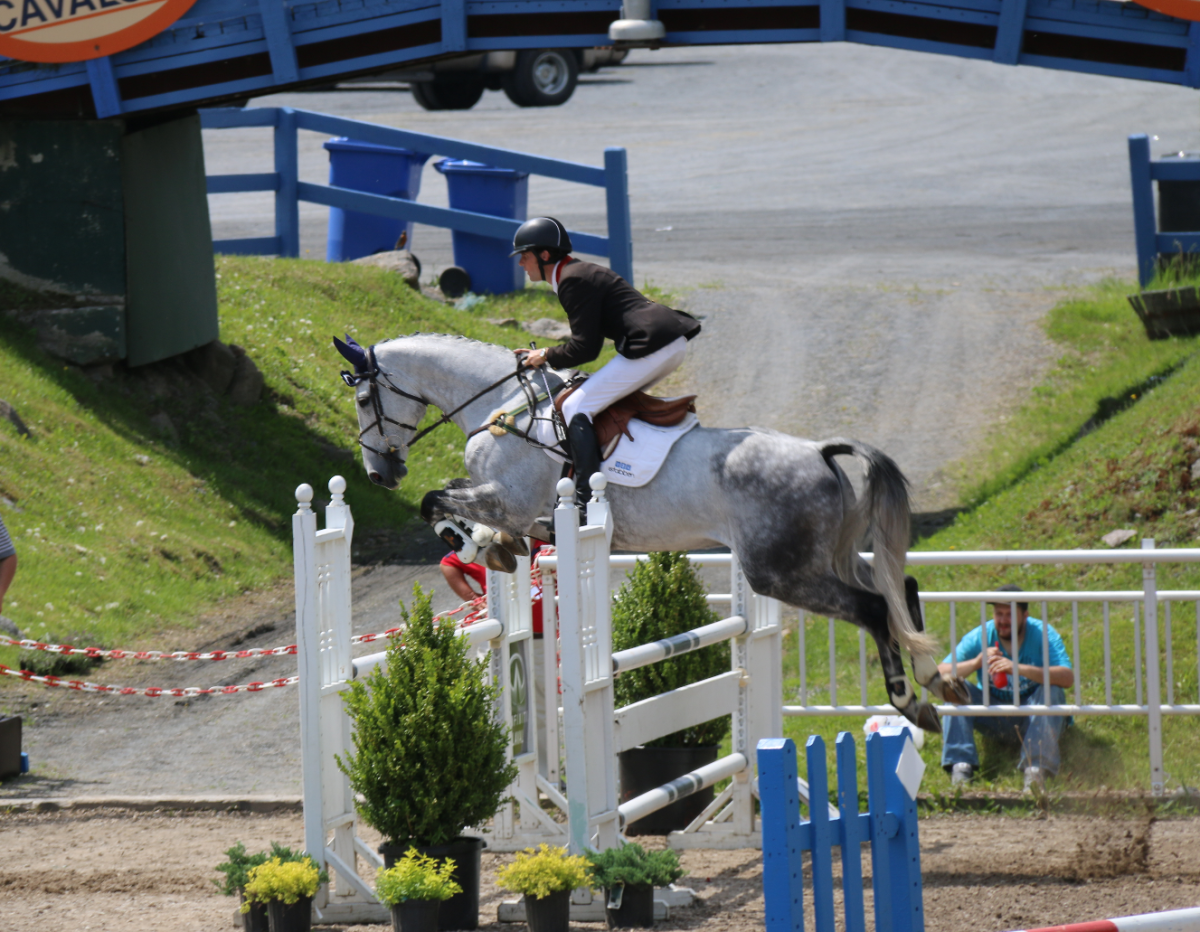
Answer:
[{"left": 421, "top": 482, "right": 540, "bottom": 573}]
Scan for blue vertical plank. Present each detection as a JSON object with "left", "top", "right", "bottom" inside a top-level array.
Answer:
[
  {"left": 865, "top": 732, "right": 893, "bottom": 932},
  {"left": 993, "top": 0, "right": 1028, "bottom": 66},
  {"left": 1129, "top": 134, "right": 1157, "bottom": 288},
  {"left": 757, "top": 738, "right": 805, "bottom": 932},
  {"left": 1186, "top": 23, "right": 1200, "bottom": 89},
  {"left": 441, "top": 0, "right": 467, "bottom": 53},
  {"left": 835, "top": 734, "right": 865, "bottom": 932},
  {"left": 604, "top": 147, "right": 634, "bottom": 284},
  {"left": 806, "top": 737, "right": 836, "bottom": 932},
  {"left": 819, "top": 0, "right": 845, "bottom": 42},
  {"left": 875, "top": 733, "right": 925, "bottom": 932},
  {"left": 260, "top": 0, "right": 300, "bottom": 83},
  {"left": 275, "top": 108, "right": 300, "bottom": 257},
  {"left": 86, "top": 57, "right": 123, "bottom": 119}
]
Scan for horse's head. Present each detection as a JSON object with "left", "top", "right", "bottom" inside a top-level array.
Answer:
[{"left": 334, "top": 335, "right": 427, "bottom": 489}]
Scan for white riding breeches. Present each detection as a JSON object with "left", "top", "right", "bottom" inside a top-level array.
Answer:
[{"left": 560, "top": 336, "right": 689, "bottom": 424}]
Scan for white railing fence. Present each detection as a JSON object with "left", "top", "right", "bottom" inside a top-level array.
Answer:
[{"left": 788, "top": 542, "right": 1200, "bottom": 797}]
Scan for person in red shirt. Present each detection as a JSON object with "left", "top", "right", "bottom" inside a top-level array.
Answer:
[{"left": 441, "top": 542, "right": 554, "bottom": 777}]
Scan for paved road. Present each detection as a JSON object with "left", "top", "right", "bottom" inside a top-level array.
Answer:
[{"left": 205, "top": 43, "right": 1198, "bottom": 511}]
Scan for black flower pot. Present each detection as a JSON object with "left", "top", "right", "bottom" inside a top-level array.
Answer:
[
  {"left": 618, "top": 745, "right": 719, "bottom": 835},
  {"left": 524, "top": 889, "right": 570, "bottom": 932},
  {"left": 391, "top": 899, "right": 441, "bottom": 932},
  {"left": 238, "top": 891, "right": 269, "bottom": 932},
  {"left": 604, "top": 884, "right": 655, "bottom": 929},
  {"left": 267, "top": 895, "right": 312, "bottom": 932},
  {"left": 380, "top": 836, "right": 485, "bottom": 931}
]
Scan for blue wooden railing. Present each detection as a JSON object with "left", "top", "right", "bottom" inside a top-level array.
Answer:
[
  {"left": 758, "top": 732, "right": 924, "bottom": 932},
  {"left": 1129, "top": 133, "right": 1200, "bottom": 289},
  {"left": 199, "top": 106, "right": 634, "bottom": 284}
]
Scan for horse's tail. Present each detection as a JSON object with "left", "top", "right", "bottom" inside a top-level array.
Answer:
[{"left": 819, "top": 440, "right": 937, "bottom": 658}]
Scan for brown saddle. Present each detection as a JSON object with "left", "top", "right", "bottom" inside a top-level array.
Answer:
[{"left": 554, "top": 380, "right": 697, "bottom": 460}]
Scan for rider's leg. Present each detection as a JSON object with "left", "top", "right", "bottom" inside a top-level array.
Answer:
[
  {"left": 567, "top": 413, "right": 601, "bottom": 508},
  {"left": 560, "top": 336, "right": 689, "bottom": 423}
]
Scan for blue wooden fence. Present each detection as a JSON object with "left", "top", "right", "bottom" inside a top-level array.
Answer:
[
  {"left": 1129, "top": 133, "right": 1200, "bottom": 289},
  {"left": 758, "top": 732, "right": 923, "bottom": 932},
  {"left": 199, "top": 106, "right": 634, "bottom": 284}
]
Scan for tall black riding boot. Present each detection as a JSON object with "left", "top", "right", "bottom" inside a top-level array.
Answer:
[{"left": 567, "top": 413, "right": 601, "bottom": 510}]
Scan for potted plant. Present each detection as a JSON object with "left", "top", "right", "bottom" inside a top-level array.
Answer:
[
  {"left": 585, "top": 843, "right": 683, "bottom": 930},
  {"left": 611, "top": 552, "right": 731, "bottom": 834},
  {"left": 495, "top": 844, "right": 591, "bottom": 932},
  {"left": 337, "top": 585, "right": 517, "bottom": 931},
  {"left": 240, "top": 855, "right": 327, "bottom": 932},
  {"left": 375, "top": 848, "right": 463, "bottom": 932},
  {"left": 216, "top": 842, "right": 307, "bottom": 932}
]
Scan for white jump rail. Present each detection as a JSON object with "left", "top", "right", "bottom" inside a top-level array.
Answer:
[
  {"left": 293, "top": 477, "right": 526, "bottom": 923},
  {"left": 791, "top": 540, "right": 1200, "bottom": 798},
  {"left": 540, "top": 474, "right": 784, "bottom": 852}
]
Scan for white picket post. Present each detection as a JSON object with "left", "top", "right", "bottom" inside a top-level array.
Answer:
[
  {"left": 294, "top": 477, "right": 385, "bottom": 923},
  {"left": 557, "top": 477, "right": 620, "bottom": 853}
]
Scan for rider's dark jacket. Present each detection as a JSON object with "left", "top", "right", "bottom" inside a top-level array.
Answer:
[{"left": 544, "top": 259, "right": 701, "bottom": 370}]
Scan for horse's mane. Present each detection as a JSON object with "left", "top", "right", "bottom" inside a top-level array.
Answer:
[{"left": 380, "top": 331, "right": 512, "bottom": 360}]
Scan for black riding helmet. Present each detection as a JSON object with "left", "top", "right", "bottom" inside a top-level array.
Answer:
[{"left": 509, "top": 217, "right": 573, "bottom": 257}]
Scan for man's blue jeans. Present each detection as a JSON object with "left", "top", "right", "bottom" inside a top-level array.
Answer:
[{"left": 940, "top": 681, "right": 1069, "bottom": 775}]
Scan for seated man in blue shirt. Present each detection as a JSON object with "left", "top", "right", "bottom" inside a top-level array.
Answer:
[{"left": 936, "top": 584, "right": 1074, "bottom": 794}]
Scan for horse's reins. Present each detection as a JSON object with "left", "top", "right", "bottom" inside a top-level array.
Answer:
[{"left": 341, "top": 344, "right": 569, "bottom": 463}]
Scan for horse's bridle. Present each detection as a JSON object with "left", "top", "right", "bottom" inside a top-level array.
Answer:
[{"left": 341, "top": 344, "right": 535, "bottom": 468}]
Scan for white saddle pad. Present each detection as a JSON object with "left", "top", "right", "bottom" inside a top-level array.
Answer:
[{"left": 535, "top": 409, "right": 699, "bottom": 488}]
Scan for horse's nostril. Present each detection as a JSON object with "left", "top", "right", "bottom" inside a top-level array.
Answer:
[{"left": 369, "top": 472, "right": 383, "bottom": 485}]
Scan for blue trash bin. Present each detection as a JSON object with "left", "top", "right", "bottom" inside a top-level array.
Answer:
[
  {"left": 324, "top": 137, "right": 430, "bottom": 262},
  {"left": 434, "top": 159, "right": 529, "bottom": 294}
]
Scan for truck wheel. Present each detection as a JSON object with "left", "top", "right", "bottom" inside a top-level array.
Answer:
[
  {"left": 502, "top": 49, "right": 578, "bottom": 107},
  {"left": 411, "top": 77, "right": 485, "bottom": 111}
]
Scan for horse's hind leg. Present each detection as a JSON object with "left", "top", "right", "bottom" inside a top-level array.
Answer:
[
  {"left": 905, "top": 577, "right": 970, "bottom": 705},
  {"left": 755, "top": 569, "right": 941, "bottom": 732}
]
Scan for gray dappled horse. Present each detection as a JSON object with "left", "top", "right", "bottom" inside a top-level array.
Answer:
[{"left": 335, "top": 332, "right": 968, "bottom": 731}]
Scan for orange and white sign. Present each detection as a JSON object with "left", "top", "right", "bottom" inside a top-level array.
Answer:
[
  {"left": 1133, "top": 0, "right": 1200, "bottom": 20},
  {"left": 0, "top": 0, "right": 198, "bottom": 63}
]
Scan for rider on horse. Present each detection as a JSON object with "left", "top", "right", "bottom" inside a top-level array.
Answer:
[{"left": 509, "top": 217, "right": 702, "bottom": 505}]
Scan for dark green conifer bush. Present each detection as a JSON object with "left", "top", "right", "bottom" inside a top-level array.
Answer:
[
  {"left": 336, "top": 586, "right": 516, "bottom": 846},
  {"left": 611, "top": 551, "right": 731, "bottom": 748}
]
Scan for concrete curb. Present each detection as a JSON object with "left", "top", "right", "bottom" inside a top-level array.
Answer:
[{"left": 0, "top": 795, "right": 303, "bottom": 813}]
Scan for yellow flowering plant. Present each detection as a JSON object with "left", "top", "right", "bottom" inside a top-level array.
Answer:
[
  {"left": 240, "top": 857, "right": 324, "bottom": 910},
  {"left": 374, "top": 848, "right": 462, "bottom": 905},
  {"left": 495, "top": 845, "right": 592, "bottom": 900}
]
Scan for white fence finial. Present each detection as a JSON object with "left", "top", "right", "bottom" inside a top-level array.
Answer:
[
  {"left": 296, "top": 483, "right": 314, "bottom": 513},
  {"left": 588, "top": 472, "right": 607, "bottom": 502},
  {"left": 329, "top": 475, "right": 347, "bottom": 502},
  {"left": 556, "top": 477, "right": 576, "bottom": 506}
]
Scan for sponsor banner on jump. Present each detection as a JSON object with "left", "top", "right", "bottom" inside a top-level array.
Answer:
[
  {"left": 1132, "top": 0, "right": 1200, "bottom": 19},
  {"left": 0, "top": 0, "right": 198, "bottom": 64}
]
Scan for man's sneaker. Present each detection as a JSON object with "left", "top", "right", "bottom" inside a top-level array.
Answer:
[
  {"left": 1023, "top": 765, "right": 1046, "bottom": 796},
  {"left": 950, "top": 762, "right": 974, "bottom": 786}
]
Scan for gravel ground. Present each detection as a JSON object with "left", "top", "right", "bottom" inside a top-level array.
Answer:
[{"left": 1, "top": 808, "right": 1198, "bottom": 931}]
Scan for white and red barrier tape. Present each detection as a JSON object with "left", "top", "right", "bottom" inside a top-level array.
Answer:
[
  {"left": 1006, "top": 906, "right": 1200, "bottom": 932},
  {"left": 0, "top": 554, "right": 549, "bottom": 697}
]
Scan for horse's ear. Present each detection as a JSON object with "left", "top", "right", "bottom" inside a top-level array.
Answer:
[{"left": 333, "top": 335, "right": 368, "bottom": 372}]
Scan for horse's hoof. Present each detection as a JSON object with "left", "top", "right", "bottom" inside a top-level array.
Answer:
[
  {"left": 913, "top": 703, "right": 941, "bottom": 733},
  {"left": 945, "top": 676, "right": 971, "bottom": 705},
  {"left": 483, "top": 542, "right": 518, "bottom": 574},
  {"left": 497, "top": 532, "right": 529, "bottom": 557}
]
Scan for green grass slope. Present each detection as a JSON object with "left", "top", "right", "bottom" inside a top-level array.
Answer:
[{"left": 0, "top": 256, "right": 592, "bottom": 667}]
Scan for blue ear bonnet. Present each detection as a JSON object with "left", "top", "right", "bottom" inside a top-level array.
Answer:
[{"left": 334, "top": 334, "right": 370, "bottom": 385}]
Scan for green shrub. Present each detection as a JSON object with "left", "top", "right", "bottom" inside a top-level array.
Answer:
[
  {"left": 495, "top": 844, "right": 591, "bottom": 899},
  {"left": 584, "top": 843, "right": 683, "bottom": 889},
  {"left": 611, "top": 552, "right": 731, "bottom": 747},
  {"left": 241, "top": 857, "right": 322, "bottom": 908},
  {"left": 375, "top": 849, "right": 462, "bottom": 905},
  {"left": 214, "top": 841, "right": 311, "bottom": 896},
  {"left": 336, "top": 585, "right": 516, "bottom": 846}
]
